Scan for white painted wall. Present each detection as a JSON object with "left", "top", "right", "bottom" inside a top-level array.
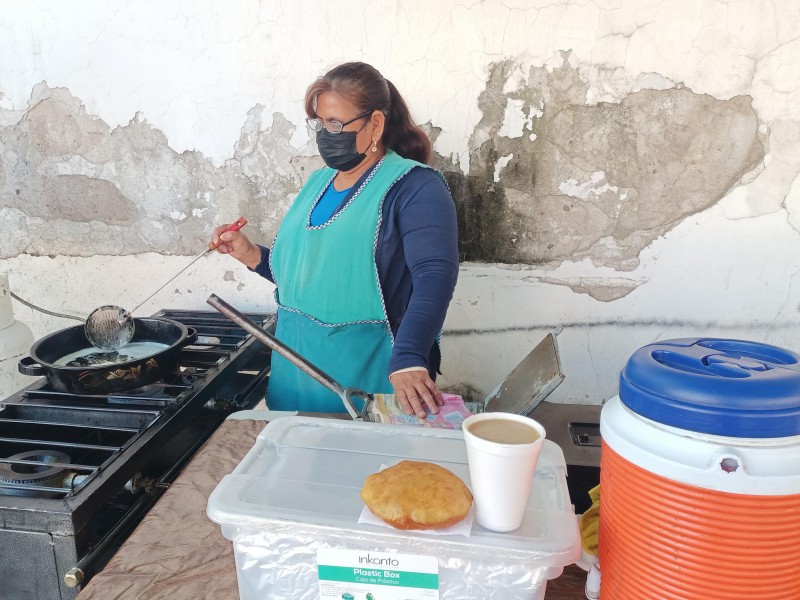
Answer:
[{"left": 1, "top": 0, "right": 799, "bottom": 402}]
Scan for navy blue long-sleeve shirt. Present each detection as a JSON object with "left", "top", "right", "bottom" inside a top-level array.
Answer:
[{"left": 252, "top": 165, "right": 459, "bottom": 378}]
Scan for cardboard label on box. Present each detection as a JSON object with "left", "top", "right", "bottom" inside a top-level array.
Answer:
[{"left": 317, "top": 548, "right": 439, "bottom": 599}]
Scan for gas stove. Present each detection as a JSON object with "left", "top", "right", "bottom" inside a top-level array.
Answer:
[{"left": 0, "top": 309, "right": 272, "bottom": 600}]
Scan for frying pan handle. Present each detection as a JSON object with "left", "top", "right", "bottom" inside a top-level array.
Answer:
[
  {"left": 181, "top": 328, "right": 199, "bottom": 347},
  {"left": 18, "top": 356, "right": 45, "bottom": 377}
]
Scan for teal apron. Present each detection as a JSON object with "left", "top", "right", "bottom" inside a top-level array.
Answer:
[{"left": 268, "top": 151, "right": 428, "bottom": 412}]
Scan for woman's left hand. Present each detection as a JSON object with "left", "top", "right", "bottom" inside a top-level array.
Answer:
[{"left": 389, "top": 369, "right": 444, "bottom": 419}]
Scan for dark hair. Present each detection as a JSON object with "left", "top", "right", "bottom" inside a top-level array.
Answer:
[{"left": 305, "top": 62, "right": 432, "bottom": 164}]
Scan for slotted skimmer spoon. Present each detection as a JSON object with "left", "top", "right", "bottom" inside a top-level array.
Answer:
[{"left": 85, "top": 218, "right": 248, "bottom": 351}]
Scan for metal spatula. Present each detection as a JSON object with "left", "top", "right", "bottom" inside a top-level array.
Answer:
[
  {"left": 482, "top": 327, "right": 564, "bottom": 415},
  {"left": 207, "top": 294, "right": 372, "bottom": 420},
  {"left": 85, "top": 218, "right": 248, "bottom": 351}
]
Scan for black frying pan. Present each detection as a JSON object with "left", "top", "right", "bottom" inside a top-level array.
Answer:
[{"left": 18, "top": 318, "right": 198, "bottom": 394}]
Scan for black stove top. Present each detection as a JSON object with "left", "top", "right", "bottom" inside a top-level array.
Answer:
[{"left": 0, "top": 308, "right": 273, "bottom": 600}]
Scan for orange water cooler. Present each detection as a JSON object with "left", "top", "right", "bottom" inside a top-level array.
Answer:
[{"left": 599, "top": 338, "right": 800, "bottom": 600}]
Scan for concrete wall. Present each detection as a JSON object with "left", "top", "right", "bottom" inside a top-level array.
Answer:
[{"left": 1, "top": 0, "right": 799, "bottom": 402}]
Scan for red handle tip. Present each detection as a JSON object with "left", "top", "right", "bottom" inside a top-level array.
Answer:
[{"left": 208, "top": 217, "right": 248, "bottom": 250}]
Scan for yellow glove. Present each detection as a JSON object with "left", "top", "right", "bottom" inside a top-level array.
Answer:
[{"left": 579, "top": 484, "right": 601, "bottom": 555}]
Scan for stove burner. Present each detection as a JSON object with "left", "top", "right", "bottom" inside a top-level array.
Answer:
[
  {"left": 0, "top": 450, "right": 71, "bottom": 497},
  {"left": 0, "top": 450, "right": 71, "bottom": 484}
]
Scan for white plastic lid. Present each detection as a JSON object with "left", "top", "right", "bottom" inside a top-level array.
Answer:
[{"left": 207, "top": 416, "right": 580, "bottom": 566}]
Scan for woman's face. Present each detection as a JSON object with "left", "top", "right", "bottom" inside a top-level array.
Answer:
[{"left": 315, "top": 91, "right": 375, "bottom": 153}]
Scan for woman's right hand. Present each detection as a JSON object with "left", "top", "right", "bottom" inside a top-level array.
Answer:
[{"left": 211, "top": 224, "right": 262, "bottom": 269}]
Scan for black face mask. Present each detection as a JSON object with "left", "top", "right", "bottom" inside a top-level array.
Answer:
[{"left": 316, "top": 128, "right": 367, "bottom": 172}]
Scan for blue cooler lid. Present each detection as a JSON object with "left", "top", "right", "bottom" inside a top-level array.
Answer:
[{"left": 619, "top": 338, "right": 800, "bottom": 438}]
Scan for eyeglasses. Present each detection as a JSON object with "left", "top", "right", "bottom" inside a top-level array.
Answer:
[{"left": 306, "top": 109, "right": 377, "bottom": 134}]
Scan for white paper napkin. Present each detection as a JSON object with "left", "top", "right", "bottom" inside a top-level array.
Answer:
[{"left": 358, "top": 464, "right": 474, "bottom": 537}]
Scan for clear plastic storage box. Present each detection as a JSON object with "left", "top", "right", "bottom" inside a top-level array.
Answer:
[{"left": 207, "top": 416, "right": 581, "bottom": 600}]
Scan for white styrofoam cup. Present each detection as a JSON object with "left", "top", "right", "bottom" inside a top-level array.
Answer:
[{"left": 462, "top": 412, "right": 546, "bottom": 532}]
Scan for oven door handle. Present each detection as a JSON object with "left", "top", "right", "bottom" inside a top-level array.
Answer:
[{"left": 18, "top": 356, "right": 45, "bottom": 377}]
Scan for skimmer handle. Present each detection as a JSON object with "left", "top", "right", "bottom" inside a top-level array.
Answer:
[{"left": 208, "top": 217, "right": 247, "bottom": 251}]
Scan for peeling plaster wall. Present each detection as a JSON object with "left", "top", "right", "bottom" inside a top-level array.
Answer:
[
  {"left": 441, "top": 61, "right": 765, "bottom": 268},
  {"left": 1, "top": 0, "right": 799, "bottom": 403}
]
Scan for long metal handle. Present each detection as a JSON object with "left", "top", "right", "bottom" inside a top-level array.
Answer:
[
  {"left": 130, "top": 218, "right": 248, "bottom": 315},
  {"left": 207, "top": 294, "right": 366, "bottom": 419}
]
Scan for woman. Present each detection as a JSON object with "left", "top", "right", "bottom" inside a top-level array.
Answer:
[{"left": 212, "top": 62, "right": 459, "bottom": 419}]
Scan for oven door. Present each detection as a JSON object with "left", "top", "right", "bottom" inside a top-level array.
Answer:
[{"left": 0, "top": 527, "right": 76, "bottom": 600}]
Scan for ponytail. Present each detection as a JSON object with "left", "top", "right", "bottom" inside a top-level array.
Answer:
[
  {"left": 383, "top": 79, "right": 432, "bottom": 164},
  {"left": 305, "top": 62, "right": 433, "bottom": 165}
]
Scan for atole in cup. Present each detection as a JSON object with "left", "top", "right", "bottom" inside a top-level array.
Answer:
[{"left": 462, "top": 412, "right": 546, "bottom": 532}]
